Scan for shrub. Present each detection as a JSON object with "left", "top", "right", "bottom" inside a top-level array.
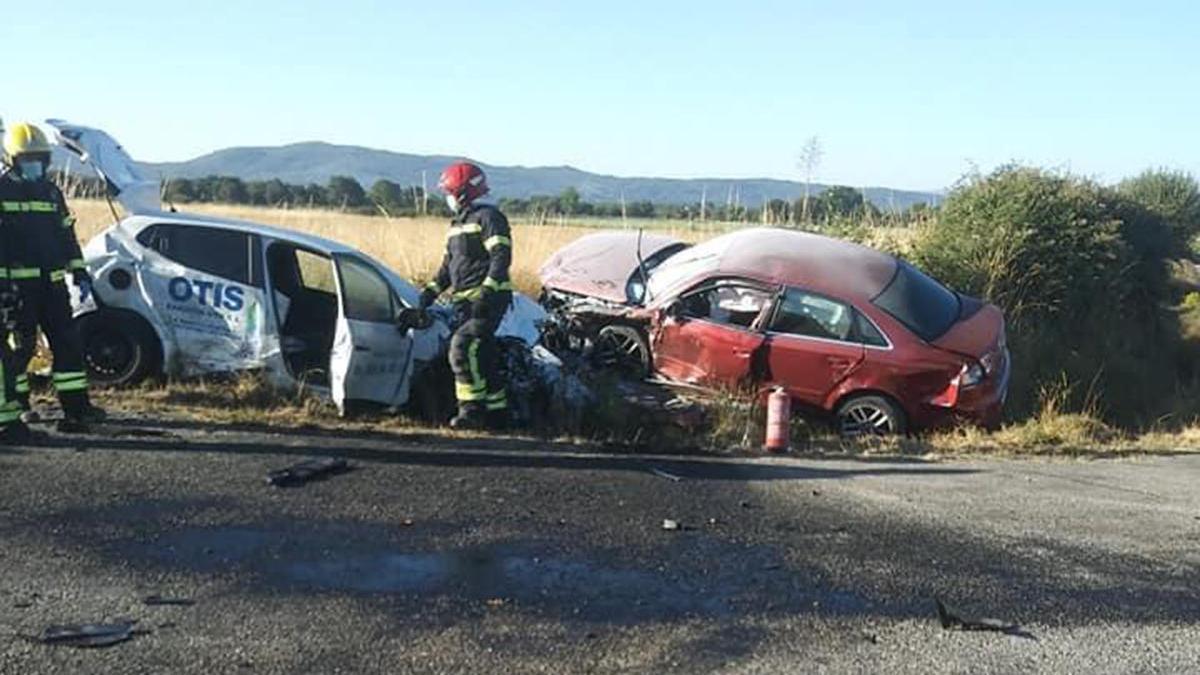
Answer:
[
  {"left": 1117, "top": 169, "right": 1200, "bottom": 254},
  {"left": 912, "top": 166, "right": 1180, "bottom": 425}
]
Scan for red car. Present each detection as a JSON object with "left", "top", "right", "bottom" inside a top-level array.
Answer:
[{"left": 539, "top": 228, "right": 1009, "bottom": 435}]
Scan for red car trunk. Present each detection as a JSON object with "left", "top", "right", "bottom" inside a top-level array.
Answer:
[{"left": 933, "top": 304, "right": 1006, "bottom": 367}]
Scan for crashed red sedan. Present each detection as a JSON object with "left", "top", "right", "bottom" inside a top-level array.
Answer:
[{"left": 539, "top": 228, "right": 1009, "bottom": 435}]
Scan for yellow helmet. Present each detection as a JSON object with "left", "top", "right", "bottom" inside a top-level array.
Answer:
[{"left": 3, "top": 122, "right": 51, "bottom": 164}]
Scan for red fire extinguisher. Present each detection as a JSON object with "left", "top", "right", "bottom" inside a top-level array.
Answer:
[{"left": 764, "top": 386, "right": 791, "bottom": 453}]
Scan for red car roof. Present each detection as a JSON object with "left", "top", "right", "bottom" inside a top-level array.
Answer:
[{"left": 647, "top": 227, "right": 898, "bottom": 304}]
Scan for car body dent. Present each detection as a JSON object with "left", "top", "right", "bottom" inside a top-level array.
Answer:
[{"left": 541, "top": 227, "right": 1009, "bottom": 432}]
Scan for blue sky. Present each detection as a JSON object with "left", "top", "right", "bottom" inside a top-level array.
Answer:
[{"left": 7, "top": 1, "right": 1197, "bottom": 190}]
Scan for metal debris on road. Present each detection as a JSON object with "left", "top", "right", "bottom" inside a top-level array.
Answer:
[
  {"left": 39, "top": 620, "right": 144, "bottom": 648},
  {"left": 935, "top": 599, "right": 1037, "bottom": 640},
  {"left": 266, "top": 457, "right": 350, "bottom": 487},
  {"left": 662, "top": 519, "right": 681, "bottom": 531},
  {"left": 649, "top": 467, "right": 682, "bottom": 482}
]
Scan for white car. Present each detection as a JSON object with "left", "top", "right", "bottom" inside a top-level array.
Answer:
[{"left": 48, "top": 120, "right": 543, "bottom": 414}]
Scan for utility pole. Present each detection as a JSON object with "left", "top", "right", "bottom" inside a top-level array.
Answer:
[{"left": 421, "top": 170, "right": 429, "bottom": 216}]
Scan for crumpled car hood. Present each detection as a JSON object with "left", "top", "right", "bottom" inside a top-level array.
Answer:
[{"left": 539, "top": 232, "right": 685, "bottom": 304}]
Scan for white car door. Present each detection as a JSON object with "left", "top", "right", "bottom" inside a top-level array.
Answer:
[
  {"left": 134, "top": 223, "right": 273, "bottom": 375},
  {"left": 329, "top": 254, "right": 415, "bottom": 412}
]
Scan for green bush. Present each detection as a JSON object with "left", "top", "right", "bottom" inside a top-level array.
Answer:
[
  {"left": 911, "top": 166, "right": 1181, "bottom": 425},
  {"left": 1117, "top": 169, "right": 1200, "bottom": 254}
]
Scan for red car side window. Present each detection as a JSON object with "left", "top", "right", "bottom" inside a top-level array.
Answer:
[{"left": 770, "top": 288, "right": 853, "bottom": 341}]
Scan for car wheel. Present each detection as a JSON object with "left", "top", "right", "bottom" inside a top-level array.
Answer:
[
  {"left": 836, "top": 394, "right": 907, "bottom": 437},
  {"left": 78, "top": 311, "right": 161, "bottom": 387},
  {"left": 594, "top": 324, "right": 651, "bottom": 378}
]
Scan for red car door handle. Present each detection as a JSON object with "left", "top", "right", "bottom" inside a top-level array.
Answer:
[{"left": 826, "top": 356, "right": 852, "bottom": 367}]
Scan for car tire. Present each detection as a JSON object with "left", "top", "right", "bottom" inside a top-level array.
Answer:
[
  {"left": 77, "top": 310, "right": 162, "bottom": 387},
  {"left": 835, "top": 394, "right": 908, "bottom": 437},
  {"left": 594, "top": 324, "right": 651, "bottom": 379}
]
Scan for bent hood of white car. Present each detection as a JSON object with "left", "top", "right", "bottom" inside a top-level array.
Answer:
[{"left": 46, "top": 119, "right": 161, "bottom": 215}]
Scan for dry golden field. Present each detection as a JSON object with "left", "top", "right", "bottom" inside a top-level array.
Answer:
[{"left": 68, "top": 200, "right": 711, "bottom": 295}]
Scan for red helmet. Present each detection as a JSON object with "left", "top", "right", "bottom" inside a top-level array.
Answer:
[{"left": 438, "top": 162, "right": 489, "bottom": 203}]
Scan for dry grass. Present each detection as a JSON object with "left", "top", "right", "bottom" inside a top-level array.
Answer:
[{"left": 68, "top": 200, "right": 710, "bottom": 296}]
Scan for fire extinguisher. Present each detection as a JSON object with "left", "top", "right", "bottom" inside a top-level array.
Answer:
[{"left": 764, "top": 386, "right": 791, "bottom": 453}]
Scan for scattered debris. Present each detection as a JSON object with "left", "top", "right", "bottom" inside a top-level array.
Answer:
[
  {"left": 39, "top": 620, "right": 144, "bottom": 649},
  {"left": 266, "top": 457, "right": 350, "bottom": 487},
  {"left": 935, "top": 599, "right": 1037, "bottom": 640},
  {"left": 862, "top": 631, "right": 881, "bottom": 645},
  {"left": 649, "top": 467, "right": 682, "bottom": 482},
  {"left": 662, "top": 519, "right": 681, "bottom": 531},
  {"left": 811, "top": 490, "right": 823, "bottom": 497},
  {"left": 739, "top": 500, "right": 753, "bottom": 509},
  {"left": 486, "top": 598, "right": 508, "bottom": 608},
  {"left": 143, "top": 595, "right": 195, "bottom": 607}
]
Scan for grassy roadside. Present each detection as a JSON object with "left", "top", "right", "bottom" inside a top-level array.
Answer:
[{"left": 77, "top": 376, "right": 1200, "bottom": 459}]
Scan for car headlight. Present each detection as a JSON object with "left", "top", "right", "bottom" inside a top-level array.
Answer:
[{"left": 961, "top": 361, "right": 985, "bottom": 387}]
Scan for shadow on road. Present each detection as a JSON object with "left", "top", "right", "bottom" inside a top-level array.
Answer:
[{"left": 21, "top": 425, "right": 978, "bottom": 484}]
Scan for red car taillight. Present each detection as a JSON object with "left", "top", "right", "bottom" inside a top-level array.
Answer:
[{"left": 929, "top": 362, "right": 984, "bottom": 408}]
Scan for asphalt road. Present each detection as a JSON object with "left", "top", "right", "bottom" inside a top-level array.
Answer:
[{"left": 1, "top": 415, "right": 1198, "bottom": 674}]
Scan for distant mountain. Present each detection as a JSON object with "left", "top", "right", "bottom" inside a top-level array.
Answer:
[{"left": 58, "top": 142, "right": 942, "bottom": 210}]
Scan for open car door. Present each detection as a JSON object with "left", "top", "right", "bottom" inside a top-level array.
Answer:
[
  {"left": 651, "top": 280, "right": 775, "bottom": 388},
  {"left": 329, "top": 254, "right": 415, "bottom": 413},
  {"left": 44, "top": 119, "right": 160, "bottom": 215}
]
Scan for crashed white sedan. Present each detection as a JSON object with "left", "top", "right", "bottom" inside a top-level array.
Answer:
[{"left": 49, "top": 120, "right": 543, "bottom": 414}]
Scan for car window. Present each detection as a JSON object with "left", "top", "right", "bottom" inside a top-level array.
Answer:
[
  {"left": 770, "top": 288, "right": 854, "bottom": 341},
  {"left": 295, "top": 249, "right": 337, "bottom": 294},
  {"left": 679, "top": 283, "right": 772, "bottom": 328},
  {"left": 855, "top": 312, "right": 890, "bottom": 348},
  {"left": 336, "top": 255, "right": 394, "bottom": 322},
  {"left": 626, "top": 242, "right": 691, "bottom": 304},
  {"left": 137, "top": 223, "right": 262, "bottom": 287},
  {"left": 872, "top": 262, "right": 960, "bottom": 342}
]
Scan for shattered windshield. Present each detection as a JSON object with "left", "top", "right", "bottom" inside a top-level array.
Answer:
[{"left": 872, "top": 262, "right": 960, "bottom": 342}]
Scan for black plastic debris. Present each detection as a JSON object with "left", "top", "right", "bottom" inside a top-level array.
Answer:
[
  {"left": 39, "top": 621, "right": 143, "bottom": 648},
  {"left": 266, "top": 457, "right": 350, "bottom": 487},
  {"left": 935, "top": 599, "right": 1037, "bottom": 640},
  {"left": 143, "top": 595, "right": 195, "bottom": 607}
]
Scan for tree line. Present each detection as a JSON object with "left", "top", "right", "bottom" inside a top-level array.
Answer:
[{"left": 56, "top": 172, "right": 927, "bottom": 225}]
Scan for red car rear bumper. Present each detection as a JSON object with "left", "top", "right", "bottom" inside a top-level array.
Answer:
[{"left": 911, "top": 349, "right": 1010, "bottom": 431}]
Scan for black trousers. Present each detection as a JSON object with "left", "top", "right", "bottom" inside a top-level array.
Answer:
[
  {"left": 0, "top": 321, "right": 21, "bottom": 429},
  {"left": 12, "top": 277, "right": 90, "bottom": 416},
  {"left": 449, "top": 291, "right": 511, "bottom": 412}
]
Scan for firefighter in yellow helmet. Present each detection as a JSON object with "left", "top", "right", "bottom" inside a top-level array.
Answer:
[
  {"left": 0, "top": 116, "right": 29, "bottom": 441},
  {"left": 0, "top": 122, "right": 105, "bottom": 433}
]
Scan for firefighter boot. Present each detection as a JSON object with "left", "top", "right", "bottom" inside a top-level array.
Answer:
[
  {"left": 449, "top": 403, "right": 488, "bottom": 431},
  {"left": 57, "top": 391, "right": 106, "bottom": 434},
  {"left": 0, "top": 420, "right": 35, "bottom": 444}
]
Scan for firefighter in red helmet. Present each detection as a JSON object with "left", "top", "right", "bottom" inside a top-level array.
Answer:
[{"left": 420, "top": 162, "right": 513, "bottom": 429}]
